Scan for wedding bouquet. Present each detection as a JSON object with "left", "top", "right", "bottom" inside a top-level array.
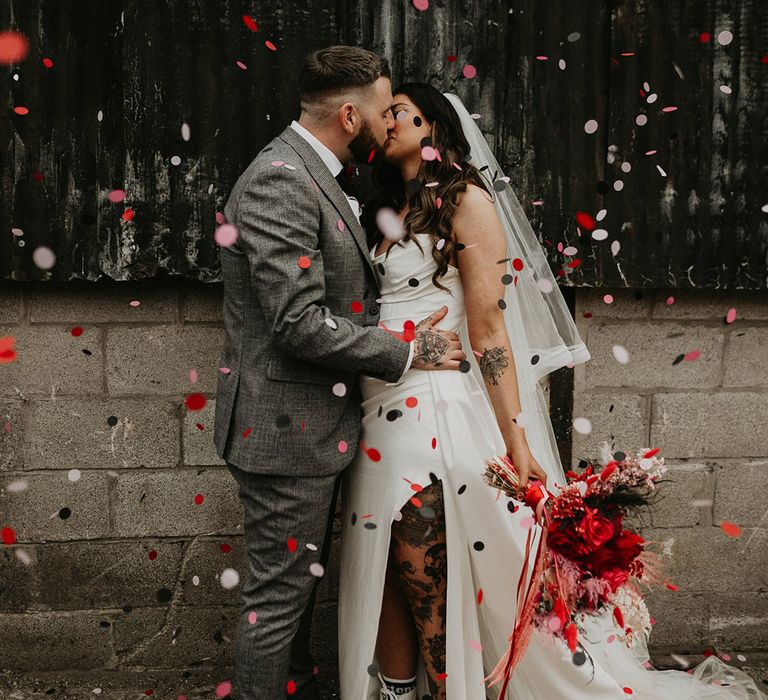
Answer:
[{"left": 481, "top": 447, "right": 668, "bottom": 693}]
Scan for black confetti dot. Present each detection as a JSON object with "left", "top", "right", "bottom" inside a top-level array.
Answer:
[
  {"left": 122, "top": 604, "right": 133, "bottom": 613},
  {"left": 672, "top": 353, "right": 685, "bottom": 365},
  {"left": 377, "top": 406, "right": 383, "bottom": 418},
  {"left": 531, "top": 354, "right": 540, "bottom": 365},
  {"left": 578, "top": 459, "right": 589, "bottom": 470},
  {"left": 419, "top": 135, "right": 433, "bottom": 147},
  {"left": 459, "top": 360, "right": 471, "bottom": 373},
  {"left": 386, "top": 409, "right": 403, "bottom": 421},
  {"left": 613, "top": 451, "right": 626, "bottom": 461},
  {"left": 572, "top": 650, "right": 587, "bottom": 666},
  {"left": 473, "top": 541, "right": 485, "bottom": 551},
  {"left": 457, "top": 484, "right": 467, "bottom": 495},
  {"left": 275, "top": 414, "right": 291, "bottom": 429},
  {"left": 107, "top": 415, "right": 118, "bottom": 427},
  {"left": 99, "top": 620, "right": 111, "bottom": 628},
  {"left": 498, "top": 299, "right": 507, "bottom": 310},
  {"left": 156, "top": 587, "right": 173, "bottom": 603},
  {"left": 262, "top": 146, "right": 273, "bottom": 152},
  {"left": 413, "top": 115, "right": 423, "bottom": 127},
  {"left": 455, "top": 242, "right": 466, "bottom": 251},
  {"left": 608, "top": 404, "right": 615, "bottom": 413},
  {"left": 507, "top": 501, "right": 518, "bottom": 513},
  {"left": 58, "top": 507, "right": 71, "bottom": 520},
  {"left": 367, "top": 663, "right": 379, "bottom": 677},
  {"left": 501, "top": 274, "right": 513, "bottom": 285},
  {"left": 351, "top": 512, "right": 357, "bottom": 525},
  {"left": 408, "top": 278, "right": 420, "bottom": 287},
  {"left": 363, "top": 522, "right": 377, "bottom": 530},
  {"left": 82, "top": 348, "right": 92, "bottom": 356},
  {"left": 492, "top": 179, "right": 508, "bottom": 192}
]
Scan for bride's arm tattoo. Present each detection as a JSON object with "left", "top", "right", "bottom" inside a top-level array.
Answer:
[
  {"left": 479, "top": 345, "right": 509, "bottom": 385},
  {"left": 413, "top": 330, "right": 449, "bottom": 366}
]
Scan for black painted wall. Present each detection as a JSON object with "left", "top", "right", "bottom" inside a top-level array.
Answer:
[{"left": 2, "top": 0, "right": 766, "bottom": 287}]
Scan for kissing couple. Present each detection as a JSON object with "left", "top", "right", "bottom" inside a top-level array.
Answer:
[{"left": 214, "top": 45, "right": 764, "bottom": 700}]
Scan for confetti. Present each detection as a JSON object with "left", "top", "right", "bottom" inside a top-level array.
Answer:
[
  {"left": 572, "top": 417, "right": 592, "bottom": 435},
  {"left": 725, "top": 307, "right": 737, "bottom": 323},
  {"left": 683, "top": 349, "right": 701, "bottom": 362},
  {"left": 297, "top": 256, "right": 311, "bottom": 269},
  {"left": 584, "top": 119, "right": 598, "bottom": 134},
  {"left": 216, "top": 681, "right": 233, "bottom": 698},
  {"left": 265, "top": 40, "right": 278, "bottom": 51},
  {"left": 576, "top": 211, "right": 596, "bottom": 230},
  {"left": 0, "top": 31, "right": 29, "bottom": 64},
  {"left": 462, "top": 64, "right": 477, "bottom": 79},
  {"left": 592, "top": 228, "right": 608, "bottom": 241},
  {"left": 717, "top": 30, "right": 733, "bottom": 46},
  {"left": 612, "top": 345, "right": 630, "bottom": 364},
  {"left": 32, "top": 246, "right": 56, "bottom": 270},
  {"left": 185, "top": 393, "right": 206, "bottom": 411},
  {"left": 215, "top": 223, "right": 238, "bottom": 247},
  {"left": 413, "top": 0, "right": 429, "bottom": 9},
  {"left": 338, "top": 440, "right": 348, "bottom": 453},
  {"left": 376, "top": 207, "right": 405, "bottom": 241},
  {"left": 242, "top": 15, "right": 258, "bottom": 31},
  {"left": 720, "top": 521, "right": 742, "bottom": 538}
]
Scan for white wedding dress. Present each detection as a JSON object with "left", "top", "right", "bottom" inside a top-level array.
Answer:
[{"left": 337, "top": 231, "right": 765, "bottom": 700}]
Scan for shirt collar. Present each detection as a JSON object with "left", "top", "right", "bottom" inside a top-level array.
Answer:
[{"left": 290, "top": 120, "right": 344, "bottom": 178}]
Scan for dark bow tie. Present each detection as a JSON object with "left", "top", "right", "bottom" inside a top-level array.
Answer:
[{"left": 335, "top": 168, "right": 357, "bottom": 198}]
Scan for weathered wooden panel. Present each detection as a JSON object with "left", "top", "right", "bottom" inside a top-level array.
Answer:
[{"left": 1, "top": 0, "right": 766, "bottom": 287}]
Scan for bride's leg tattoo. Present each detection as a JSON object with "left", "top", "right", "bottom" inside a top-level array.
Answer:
[{"left": 390, "top": 480, "right": 448, "bottom": 700}]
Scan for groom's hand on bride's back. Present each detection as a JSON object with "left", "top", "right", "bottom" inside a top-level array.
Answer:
[{"left": 411, "top": 305, "right": 466, "bottom": 371}]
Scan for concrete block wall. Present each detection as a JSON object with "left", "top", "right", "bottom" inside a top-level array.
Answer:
[
  {"left": 1, "top": 281, "right": 766, "bottom": 694},
  {"left": 572, "top": 287, "right": 768, "bottom": 660}
]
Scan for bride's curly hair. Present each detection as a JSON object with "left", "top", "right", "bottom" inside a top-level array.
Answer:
[{"left": 360, "top": 83, "right": 493, "bottom": 294}]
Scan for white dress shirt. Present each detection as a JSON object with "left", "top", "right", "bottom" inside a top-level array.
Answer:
[{"left": 289, "top": 120, "right": 414, "bottom": 381}]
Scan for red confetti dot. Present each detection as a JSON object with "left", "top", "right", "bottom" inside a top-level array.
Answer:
[
  {"left": 410, "top": 496, "right": 422, "bottom": 508},
  {"left": 477, "top": 588, "right": 484, "bottom": 604},
  {"left": 436, "top": 672, "right": 448, "bottom": 680},
  {"left": 195, "top": 422, "right": 205, "bottom": 431},
  {"left": 122, "top": 208, "right": 135, "bottom": 222},
  {"left": 699, "top": 32, "right": 711, "bottom": 43},
  {"left": 265, "top": 40, "right": 278, "bottom": 51},
  {"left": 405, "top": 396, "right": 418, "bottom": 408},
  {"left": 623, "top": 688, "right": 634, "bottom": 695},
  {"left": 583, "top": 312, "right": 593, "bottom": 318},
  {"left": 185, "top": 393, "right": 207, "bottom": 411},
  {"left": 220, "top": 542, "right": 232, "bottom": 553},
  {"left": 512, "top": 258, "right": 524, "bottom": 271},
  {"left": 242, "top": 427, "right": 253, "bottom": 438},
  {"left": 242, "top": 14, "right": 258, "bottom": 31},
  {"left": 351, "top": 301, "right": 363, "bottom": 313},
  {"left": 0, "top": 31, "right": 29, "bottom": 64},
  {"left": 447, "top": 55, "right": 457, "bottom": 62},
  {"left": 666, "top": 583, "right": 678, "bottom": 591},
  {"left": 575, "top": 211, "right": 596, "bottom": 231},
  {"left": 42, "top": 57, "right": 54, "bottom": 69},
  {"left": 298, "top": 256, "right": 311, "bottom": 269},
  {"left": 286, "top": 680, "right": 297, "bottom": 695},
  {"left": 567, "top": 259, "right": 582, "bottom": 269},
  {"left": 194, "top": 493, "right": 205, "bottom": 505},
  {"left": 13, "top": 106, "right": 29, "bottom": 115},
  {"left": 366, "top": 448, "right": 381, "bottom": 462},
  {"left": 403, "top": 327, "right": 415, "bottom": 342},
  {"left": 32, "top": 171, "right": 44, "bottom": 182},
  {"left": 148, "top": 550, "right": 158, "bottom": 560},
  {"left": 71, "top": 326, "right": 84, "bottom": 337},
  {"left": 287, "top": 537, "right": 298, "bottom": 552},
  {"left": 762, "top": 55, "right": 768, "bottom": 64},
  {"left": 431, "top": 437, "right": 437, "bottom": 449},
  {"left": 643, "top": 447, "right": 661, "bottom": 458},
  {"left": 1, "top": 526, "right": 17, "bottom": 545},
  {"left": 720, "top": 521, "right": 742, "bottom": 538}
]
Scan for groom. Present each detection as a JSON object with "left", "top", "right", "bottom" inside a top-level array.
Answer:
[{"left": 214, "top": 45, "right": 466, "bottom": 699}]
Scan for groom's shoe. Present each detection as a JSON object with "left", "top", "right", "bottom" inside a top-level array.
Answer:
[{"left": 377, "top": 672, "right": 418, "bottom": 700}]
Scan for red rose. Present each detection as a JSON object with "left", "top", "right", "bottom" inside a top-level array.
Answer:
[
  {"left": 612, "top": 530, "right": 644, "bottom": 568},
  {"left": 601, "top": 567, "right": 629, "bottom": 592},
  {"left": 546, "top": 518, "right": 581, "bottom": 557},
  {"left": 581, "top": 507, "right": 616, "bottom": 551}
]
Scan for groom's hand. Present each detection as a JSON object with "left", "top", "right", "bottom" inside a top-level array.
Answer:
[{"left": 411, "top": 306, "right": 466, "bottom": 371}]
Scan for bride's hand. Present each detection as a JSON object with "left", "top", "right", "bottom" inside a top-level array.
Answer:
[{"left": 506, "top": 440, "right": 548, "bottom": 496}]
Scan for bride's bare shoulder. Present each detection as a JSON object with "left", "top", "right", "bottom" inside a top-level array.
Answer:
[{"left": 454, "top": 182, "right": 495, "bottom": 217}]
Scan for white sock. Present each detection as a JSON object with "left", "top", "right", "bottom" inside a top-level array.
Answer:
[{"left": 381, "top": 673, "right": 417, "bottom": 695}]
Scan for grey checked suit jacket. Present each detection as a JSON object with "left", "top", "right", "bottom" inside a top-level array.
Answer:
[{"left": 213, "top": 125, "right": 411, "bottom": 476}]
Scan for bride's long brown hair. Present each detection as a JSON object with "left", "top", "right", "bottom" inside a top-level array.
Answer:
[{"left": 361, "top": 83, "right": 493, "bottom": 294}]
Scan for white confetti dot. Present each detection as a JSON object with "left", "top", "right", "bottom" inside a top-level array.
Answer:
[
  {"left": 332, "top": 382, "right": 347, "bottom": 397},
  {"left": 573, "top": 417, "right": 592, "bottom": 435},
  {"left": 719, "top": 85, "right": 732, "bottom": 95},
  {"left": 656, "top": 164, "right": 667, "bottom": 177},
  {"left": 220, "top": 567, "right": 240, "bottom": 590},
  {"left": 537, "top": 278, "right": 553, "bottom": 293},
  {"left": 514, "top": 411, "right": 528, "bottom": 428},
  {"left": 309, "top": 563, "right": 325, "bottom": 577},
  {"left": 612, "top": 344, "right": 630, "bottom": 364},
  {"left": 567, "top": 32, "right": 581, "bottom": 42},
  {"left": 592, "top": 228, "right": 608, "bottom": 241},
  {"left": 32, "top": 246, "right": 56, "bottom": 270},
  {"left": 717, "top": 30, "right": 733, "bottom": 46},
  {"left": 563, "top": 245, "right": 578, "bottom": 256},
  {"left": 584, "top": 119, "right": 599, "bottom": 134},
  {"left": 647, "top": 93, "right": 658, "bottom": 104},
  {"left": 635, "top": 114, "right": 648, "bottom": 126},
  {"left": 596, "top": 209, "right": 607, "bottom": 221},
  {"left": 325, "top": 318, "right": 338, "bottom": 330},
  {"left": 621, "top": 162, "right": 632, "bottom": 173},
  {"left": 67, "top": 469, "right": 81, "bottom": 482},
  {"left": 558, "top": 59, "right": 566, "bottom": 70},
  {"left": 376, "top": 207, "right": 405, "bottom": 242},
  {"left": 181, "top": 122, "right": 191, "bottom": 141},
  {"left": 610, "top": 240, "right": 621, "bottom": 256},
  {"left": 613, "top": 180, "right": 624, "bottom": 191},
  {"left": 170, "top": 155, "right": 181, "bottom": 166},
  {"left": 762, "top": 203, "right": 768, "bottom": 213}
]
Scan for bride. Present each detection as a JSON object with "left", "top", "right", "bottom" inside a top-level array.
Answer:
[{"left": 337, "top": 83, "right": 766, "bottom": 700}]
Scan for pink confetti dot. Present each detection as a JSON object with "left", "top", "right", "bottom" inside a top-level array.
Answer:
[
  {"left": 337, "top": 219, "right": 345, "bottom": 232},
  {"left": 469, "top": 639, "right": 483, "bottom": 651},
  {"left": 413, "top": 0, "right": 429, "bottom": 9},
  {"left": 265, "top": 40, "right": 278, "bottom": 52},
  {"left": 236, "top": 60, "right": 248, "bottom": 70},
  {"left": 108, "top": 189, "right": 126, "bottom": 203},
  {"left": 666, "top": 295, "right": 675, "bottom": 305},
  {"left": 603, "top": 294, "right": 614, "bottom": 304},
  {"left": 0, "top": 31, "right": 29, "bottom": 64},
  {"left": 535, "top": 55, "right": 549, "bottom": 61},
  {"left": 435, "top": 197, "right": 442, "bottom": 209},
  {"left": 248, "top": 611, "right": 257, "bottom": 624},
  {"left": 129, "top": 300, "right": 140, "bottom": 307},
  {"left": 215, "top": 681, "right": 233, "bottom": 698},
  {"left": 462, "top": 64, "right": 477, "bottom": 79},
  {"left": 683, "top": 349, "right": 701, "bottom": 362},
  {"left": 726, "top": 307, "right": 737, "bottom": 323},
  {"left": 215, "top": 223, "right": 238, "bottom": 247},
  {"left": 338, "top": 440, "right": 348, "bottom": 453}
]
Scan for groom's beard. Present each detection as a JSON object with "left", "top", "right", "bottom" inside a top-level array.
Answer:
[{"left": 346, "top": 119, "right": 384, "bottom": 164}]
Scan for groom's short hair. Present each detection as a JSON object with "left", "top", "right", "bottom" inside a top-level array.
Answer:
[{"left": 299, "top": 45, "right": 390, "bottom": 120}]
